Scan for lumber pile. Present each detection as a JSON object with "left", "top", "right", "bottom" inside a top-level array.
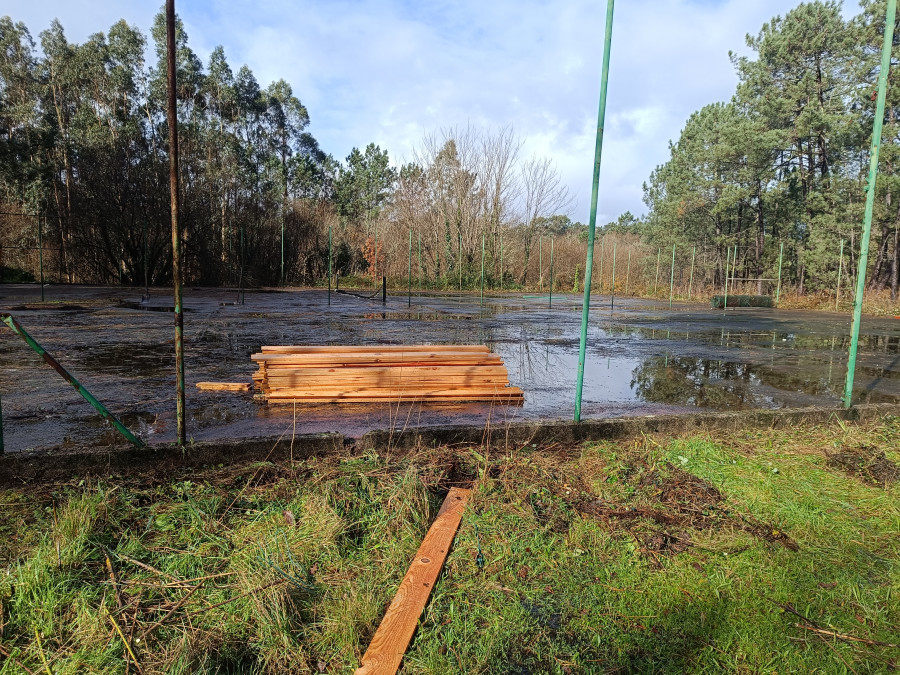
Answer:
[{"left": 251, "top": 345, "right": 524, "bottom": 404}]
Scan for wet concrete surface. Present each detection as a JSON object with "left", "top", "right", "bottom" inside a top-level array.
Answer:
[{"left": 1, "top": 284, "right": 899, "bottom": 452}]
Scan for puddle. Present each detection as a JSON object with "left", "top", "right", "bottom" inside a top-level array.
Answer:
[{"left": 1, "top": 286, "right": 899, "bottom": 451}]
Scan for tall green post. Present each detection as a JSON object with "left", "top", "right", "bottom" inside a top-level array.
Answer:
[
  {"left": 723, "top": 245, "right": 731, "bottom": 311},
  {"left": 143, "top": 217, "right": 149, "bottom": 300},
  {"left": 845, "top": 0, "right": 896, "bottom": 407},
  {"left": 38, "top": 210, "right": 44, "bottom": 302},
  {"left": 2, "top": 313, "right": 143, "bottom": 447},
  {"left": 688, "top": 246, "right": 696, "bottom": 299},
  {"left": 668, "top": 243, "right": 676, "bottom": 309},
  {"left": 418, "top": 231, "right": 422, "bottom": 289},
  {"left": 328, "top": 225, "right": 332, "bottom": 306},
  {"left": 481, "top": 234, "right": 485, "bottom": 306},
  {"left": 166, "top": 0, "right": 186, "bottom": 446},
  {"left": 775, "top": 242, "right": 783, "bottom": 306},
  {"left": 653, "top": 248, "right": 661, "bottom": 295},
  {"left": 610, "top": 241, "right": 617, "bottom": 308},
  {"left": 539, "top": 236, "right": 543, "bottom": 290},
  {"left": 458, "top": 231, "right": 462, "bottom": 292},
  {"left": 280, "top": 214, "right": 285, "bottom": 285},
  {"left": 407, "top": 228, "right": 412, "bottom": 307},
  {"left": 549, "top": 238, "right": 555, "bottom": 309},
  {"left": 500, "top": 235, "right": 504, "bottom": 291},
  {"left": 835, "top": 238, "right": 844, "bottom": 312},
  {"left": 625, "top": 249, "right": 631, "bottom": 296},
  {"left": 574, "top": 0, "right": 615, "bottom": 422},
  {"left": 598, "top": 238, "right": 605, "bottom": 294}
]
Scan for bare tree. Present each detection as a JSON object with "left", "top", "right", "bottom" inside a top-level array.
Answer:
[{"left": 519, "top": 155, "right": 572, "bottom": 284}]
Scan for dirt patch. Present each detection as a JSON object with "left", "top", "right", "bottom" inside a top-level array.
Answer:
[
  {"left": 578, "top": 460, "right": 798, "bottom": 561},
  {"left": 825, "top": 445, "right": 899, "bottom": 487}
]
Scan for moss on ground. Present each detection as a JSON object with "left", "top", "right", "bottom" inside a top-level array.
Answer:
[{"left": 0, "top": 417, "right": 898, "bottom": 674}]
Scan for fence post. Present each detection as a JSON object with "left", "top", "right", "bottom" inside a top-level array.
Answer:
[
  {"left": 598, "top": 238, "right": 605, "bottom": 294},
  {"left": 38, "top": 210, "right": 44, "bottom": 302},
  {"left": 669, "top": 243, "right": 675, "bottom": 309},
  {"left": 1, "top": 313, "right": 143, "bottom": 448},
  {"left": 549, "top": 238, "right": 554, "bottom": 309},
  {"left": 408, "top": 227, "right": 412, "bottom": 308},
  {"left": 625, "top": 249, "right": 631, "bottom": 296},
  {"left": 723, "top": 245, "right": 731, "bottom": 311},
  {"left": 539, "top": 236, "right": 543, "bottom": 290},
  {"left": 775, "top": 241, "right": 783, "bottom": 307},
  {"left": 166, "top": 0, "right": 186, "bottom": 446},
  {"left": 481, "top": 233, "right": 485, "bottom": 306},
  {"left": 688, "top": 245, "right": 695, "bottom": 299},
  {"left": 835, "top": 238, "right": 844, "bottom": 312},
  {"left": 328, "top": 225, "right": 332, "bottom": 306},
  {"left": 610, "top": 241, "right": 617, "bottom": 309},
  {"left": 845, "top": 0, "right": 896, "bottom": 407},
  {"left": 654, "top": 248, "right": 661, "bottom": 295},
  {"left": 418, "top": 231, "right": 422, "bottom": 290}
]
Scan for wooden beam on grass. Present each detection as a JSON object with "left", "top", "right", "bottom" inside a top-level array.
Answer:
[
  {"left": 196, "top": 382, "right": 251, "bottom": 392},
  {"left": 355, "top": 487, "right": 471, "bottom": 675}
]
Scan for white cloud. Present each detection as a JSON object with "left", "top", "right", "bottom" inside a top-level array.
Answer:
[{"left": 12, "top": 0, "right": 856, "bottom": 222}]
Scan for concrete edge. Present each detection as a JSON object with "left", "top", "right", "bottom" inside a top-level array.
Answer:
[{"left": 2, "top": 403, "right": 899, "bottom": 488}]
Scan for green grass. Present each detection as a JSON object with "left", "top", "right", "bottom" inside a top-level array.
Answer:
[{"left": 1, "top": 418, "right": 898, "bottom": 674}]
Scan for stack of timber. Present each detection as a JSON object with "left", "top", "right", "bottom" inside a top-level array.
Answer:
[{"left": 251, "top": 345, "right": 524, "bottom": 404}]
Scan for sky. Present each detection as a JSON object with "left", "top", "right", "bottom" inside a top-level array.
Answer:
[{"left": 10, "top": 0, "right": 859, "bottom": 224}]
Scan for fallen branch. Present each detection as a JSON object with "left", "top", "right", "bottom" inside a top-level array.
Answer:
[
  {"left": 796, "top": 624, "right": 899, "bottom": 649},
  {"left": 0, "top": 642, "right": 37, "bottom": 675}
]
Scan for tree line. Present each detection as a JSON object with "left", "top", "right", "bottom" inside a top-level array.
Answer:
[
  {"left": 0, "top": 12, "right": 577, "bottom": 290},
  {"left": 641, "top": 0, "right": 900, "bottom": 300}
]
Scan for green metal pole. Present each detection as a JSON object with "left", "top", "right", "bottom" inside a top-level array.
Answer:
[
  {"left": 574, "top": 0, "right": 614, "bottom": 423},
  {"left": 143, "top": 217, "right": 149, "bottom": 300},
  {"left": 166, "top": 0, "right": 186, "bottom": 446},
  {"left": 669, "top": 243, "right": 675, "bottom": 309},
  {"left": 654, "top": 247, "right": 661, "bottom": 296},
  {"left": 481, "top": 234, "right": 485, "bottom": 306},
  {"left": 610, "top": 241, "right": 617, "bottom": 308},
  {"left": 845, "top": 0, "right": 896, "bottom": 408},
  {"left": 723, "top": 245, "right": 731, "bottom": 311},
  {"left": 688, "top": 246, "right": 695, "bottom": 299},
  {"left": 598, "top": 238, "right": 604, "bottom": 294},
  {"left": 835, "top": 238, "right": 844, "bottom": 312},
  {"left": 625, "top": 249, "right": 631, "bottom": 296},
  {"left": 1, "top": 313, "right": 143, "bottom": 447},
  {"left": 775, "top": 241, "right": 783, "bottom": 307},
  {"left": 418, "top": 231, "right": 422, "bottom": 290},
  {"left": 539, "top": 236, "right": 543, "bottom": 290},
  {"left": 549, "top": 237, "right": 554, "bottom": 309},
  {"left": 38, "top": 211, "right": 44, "bottom": 302},
  {"left": 458, "top": 231, "right": 462, "bottom": 292},
  {"left": 280, "top": 212, "right": 284, "bottom": 285},
  {"left": 500, "top": 235, "right": 504, "bottom": 291},
  {"left": 328, "top": 225, "right": 332, "bottom": 305},
  {"left": 408, "top": 227, "right": 412, "bottom": 308}
]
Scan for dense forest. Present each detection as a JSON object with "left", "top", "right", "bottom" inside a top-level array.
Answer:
[
  {"left": 642, "top": 0, "right": 900, "bottom": 300},
  {"left": 0, "top": 11, "right": 572, "bottom": 289},
  {"left": 2, "top": 1, "right": 900, "bottom": 302}
]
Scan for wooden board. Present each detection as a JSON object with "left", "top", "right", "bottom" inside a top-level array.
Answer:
[
  {"left": 196, "top": 382, "right": 251, "bottom": 392},
  {"left": 355, "top": 487, "right": 471, "bottom": 675},
  {"left": 261, "top": 345, "right": 490, "bottom": 354}
]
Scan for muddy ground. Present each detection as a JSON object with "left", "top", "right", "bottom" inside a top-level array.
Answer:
[{"left": 1, "top": 283, "right": 899, "bottom": 452}]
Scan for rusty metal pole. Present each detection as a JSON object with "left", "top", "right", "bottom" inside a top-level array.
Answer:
[{"left": 166, "top": 0, "right": 186, "bottom": 446}]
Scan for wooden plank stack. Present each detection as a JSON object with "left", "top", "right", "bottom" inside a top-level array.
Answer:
[{"left": 251, "top": 345, "right": 524, "bottom": 404}]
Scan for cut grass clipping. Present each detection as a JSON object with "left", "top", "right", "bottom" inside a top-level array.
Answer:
[{"left": 0, "top": 416, "right": 897, "bottom": 673}]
